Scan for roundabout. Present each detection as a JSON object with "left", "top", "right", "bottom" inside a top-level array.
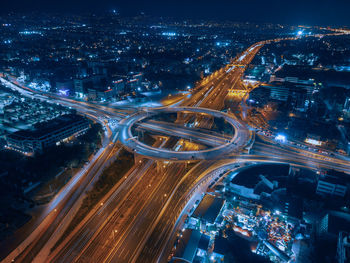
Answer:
[{"left": 118, "top": 106, "right": 252, "bottom": 160}]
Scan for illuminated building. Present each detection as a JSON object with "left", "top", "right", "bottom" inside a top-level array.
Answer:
[
  {"left": 318, "top": 211, "right": 350, "bottom": 237},
  {"left": 112, "top": 79, "right": 125, "bottom": 94},
  {"left": 191, "top": 194, "right": 225, "bottom": 227},
  {"left": 6, "top": 114, "right": 89, "bottom": 154},
  {"left": 316, "top": 173, "right": 348, "bottom": 197},
  {"left": 171, "top": 229, "right": 210, "bottom": 263}
]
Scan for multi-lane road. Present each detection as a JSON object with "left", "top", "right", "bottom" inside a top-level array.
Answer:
[
  {"left": 49, "top": 139, "right": 189, "bottom": 263},
  {"left": 119, "top": 106, "right": 251, "bottom": 160}
]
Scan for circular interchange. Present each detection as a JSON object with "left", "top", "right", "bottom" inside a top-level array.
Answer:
[{"left": 118, "top": 107, "right": 251, "bottom": 160}]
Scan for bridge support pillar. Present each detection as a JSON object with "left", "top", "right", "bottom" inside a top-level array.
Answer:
[
  {"left": 134, "top": 153, "right": 143, "bottom": 165},
  {"left": 176, "top": 112, "right": 185, "bottom": 124},
  {"left": 137, "top": 130, "right": 144, "bottom": 141}
]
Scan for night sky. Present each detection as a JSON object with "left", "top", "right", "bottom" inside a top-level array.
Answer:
[{"left": 2, "top": 0, "right": 350, "bottom": 26}]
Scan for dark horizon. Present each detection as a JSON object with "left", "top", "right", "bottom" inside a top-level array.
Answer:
[{"left": 1, "top": 0, "right": 350, "bottom": 27}]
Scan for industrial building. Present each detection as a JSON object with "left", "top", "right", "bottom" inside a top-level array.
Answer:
[
  {"left": 6, "top": 114, "right": 89, "bottom": 154},
  {"left": 191, "top": 194, "right": 225, "bottom": 226}
]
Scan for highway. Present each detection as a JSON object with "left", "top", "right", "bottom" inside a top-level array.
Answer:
[
  {"left": 119, "top": 106, "right": 251, "bottom": 160},
  {"left": 49, "top": 159, "right": 157, "bottom": 262},
  {"left": 1, "top": 142, "right": 121, "bottom": 263},
  {"left": 23, "top": 43, "right": 262, "bottom": 262},
  {"left": 120, "top": 35, "right": 350, "bottom": 263},
  {"left": 48, "top": 138, "right": 191, "bottom": 262},
  {"left": 103, "top": 38, "right": 270, "bottom": 263},
  {"left": 137, "top": 151, "right": 350, "bottom": 263},
  {"left": 1, "top": 31, "right": 350, "bottom": 263},
  {"left": 136, "top": 120, "right": 230, "bottom": 147},
  {"left": 0, "top": 78, "right": 130, "bottom": 263}
]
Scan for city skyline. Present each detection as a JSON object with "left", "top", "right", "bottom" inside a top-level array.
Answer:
[
  {"left": 0, "top": 7, "right": 350, "bottom": 263},
  {"left": 1, "top": 0, "right": 350, "bottom": 26}
]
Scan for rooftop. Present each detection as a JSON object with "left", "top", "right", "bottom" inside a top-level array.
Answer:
[
  {"left": 8, "top": 114, "right": 88, "bottom": 140},
  {"left": 192, "top": 194, "right": 225, "bottom": 224},
  {"left": 173, "top": 229, "right": 202, "bottom": 263}
]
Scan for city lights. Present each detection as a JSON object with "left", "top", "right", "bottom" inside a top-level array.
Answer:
[
  {"left": 275, "top": 134, "right": 286, "bottom": 143},
  {"left": 305, "top": 138, "right": 322, "bottom": 146},
  {"left": 0, "top": 5, "right": 349, "bottom": 263}
]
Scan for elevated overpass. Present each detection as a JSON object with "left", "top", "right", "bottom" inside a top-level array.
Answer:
[
  {"left": 118, "top": 106, "right": 252, "bottom": 160},
  {"left": 135, "top": 120, "right": 229, "bottom": 147}
]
